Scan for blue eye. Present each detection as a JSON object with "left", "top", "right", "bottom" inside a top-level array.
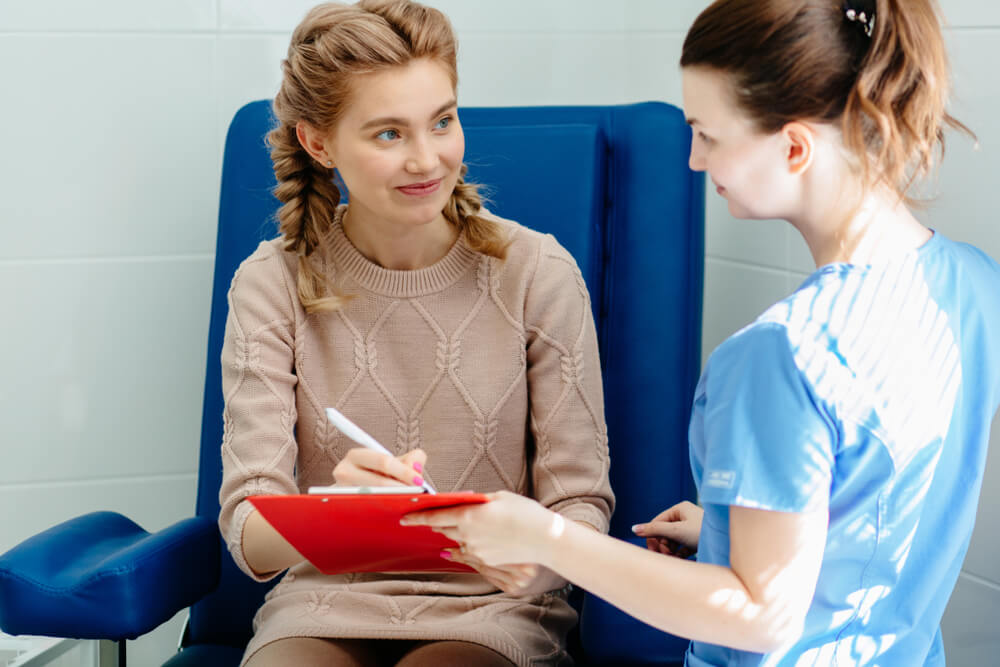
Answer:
[
  {"left": 435, "top": 116, "right": 451, "bottom": 130},
  {"left": 376, "top": 129, "right": 399, "bottom": 141}
]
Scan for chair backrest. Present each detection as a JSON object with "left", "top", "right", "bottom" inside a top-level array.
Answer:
[{"left": 191, "top": 101, "right": 704, "bottom": 663}]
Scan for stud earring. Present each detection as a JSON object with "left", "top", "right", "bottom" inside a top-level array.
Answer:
[{"left": 326, "top": 160, "right": 333, "bottom": 167}]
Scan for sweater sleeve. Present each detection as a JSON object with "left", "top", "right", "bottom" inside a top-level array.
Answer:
[
  {"left": 218, "top": 243, "right": 301, "bottom": 582},
  {"left": 523, "top": 234, "right": 615, "bottom": 533}
]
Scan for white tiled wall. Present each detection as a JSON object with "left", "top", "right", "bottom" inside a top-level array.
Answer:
[{"left": 1, "top": 1, "right": 997, "bottom": 665}]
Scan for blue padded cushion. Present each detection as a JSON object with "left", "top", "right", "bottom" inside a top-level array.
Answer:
[
  {"left": 0, "top": 512, "right": 219, "bottom": 640},
  {"left": 462, "top": 123, "right": 605, "bottom": 307}
]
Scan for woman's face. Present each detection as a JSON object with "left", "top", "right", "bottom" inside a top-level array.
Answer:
[
  {"left": 325, "top": 58, "right": 464, "bottom": 230},
  {"left": 682, "top": 66, "right": 796, "bottom": 221}
]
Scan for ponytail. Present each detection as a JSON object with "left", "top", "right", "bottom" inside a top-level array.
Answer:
[{"left": 843, "top": 0, "right": 973, "bottom": 199}]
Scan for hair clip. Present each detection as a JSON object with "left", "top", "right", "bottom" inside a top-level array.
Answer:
[{"left": 844, "top": 6, "right": 875, "bottom": 37}]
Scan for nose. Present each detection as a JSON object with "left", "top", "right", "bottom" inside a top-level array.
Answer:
[
  {"left": 405, "top": 134, "right": 439, "bottom": 174},
  {"left": 688, "top": 142, "right": 706, "bottom": 172}
]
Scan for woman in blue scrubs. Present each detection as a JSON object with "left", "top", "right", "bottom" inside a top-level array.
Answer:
[{"left": 404, "top": 1, "right": 1000, "bottom": 664}]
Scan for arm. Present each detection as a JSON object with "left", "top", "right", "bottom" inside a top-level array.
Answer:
[
  {"left": 547, "top": 503, "right": 826, "bottom": 652},
  {"left": 242, "top": 508, "right": 305, "bottom": 576},
  {"left": 505, "top": 235, "right": 614, "bottom": 593},
  {"left": 406, "top": 492, "right": 827, "bottom": 653},
  {"left": 522, "top": 235, "right": 614, "bottom": 531},
  {"left": 218, "top": 245, "right": 304, "bottom": 580}
]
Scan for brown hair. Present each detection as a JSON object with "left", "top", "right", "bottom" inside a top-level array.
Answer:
[
  {"left": 268, "top": 0, "right": 507, "bottom": 314},
  {"left": 680, "top": 0, "right": 973, "bottom": 202}
]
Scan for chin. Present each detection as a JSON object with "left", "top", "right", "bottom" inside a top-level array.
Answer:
[
  {"left": 727, "top": 200, "right": 771, "bottom": 221},
  {"left": 727, "top": 200, "right": 752, "bottom": 220},
  {"left": 392, "top": 201, "right": 449, "bottom": 227}
]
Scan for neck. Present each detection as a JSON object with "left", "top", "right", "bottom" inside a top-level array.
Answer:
[
  {"left": 791, "top": 183, "right": 931, "bottom": 268},
  {"left": 341, "top": 204, "right": 459, "bottom": 270}
]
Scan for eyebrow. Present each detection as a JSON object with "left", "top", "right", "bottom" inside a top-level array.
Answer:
[
  {"left": 685, "top": 117, "right": 699, "bottom": 127},
  {"left": 359, "top": 99, "right": 458, "bottom": 131}
]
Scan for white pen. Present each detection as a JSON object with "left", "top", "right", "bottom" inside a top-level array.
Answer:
[{"left": 325, "top": 406, "right": 436, "bottom": 494}]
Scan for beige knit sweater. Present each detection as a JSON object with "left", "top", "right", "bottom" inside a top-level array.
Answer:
[{"left": 219, "top": 206, "right": 614, "bottom": 666}]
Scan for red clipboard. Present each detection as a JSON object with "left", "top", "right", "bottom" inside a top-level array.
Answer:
[{"left": 248, "top": 492, "right": 489, "bottom": 574}]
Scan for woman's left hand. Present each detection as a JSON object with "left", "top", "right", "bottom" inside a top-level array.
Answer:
[
  {"left": 460, "top": 560, "right": 565, "bottom": 597},
  {"left": 401, "top": 490, "right": 561, "bottom": 568}
]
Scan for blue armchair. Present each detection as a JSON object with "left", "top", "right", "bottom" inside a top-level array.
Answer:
[{"left": 0, "top": 101, "right": 704, "bottom": 666}]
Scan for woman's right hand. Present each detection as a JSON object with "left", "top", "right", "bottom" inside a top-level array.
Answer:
[
  {"left": 631, "top": 501, "right": 702, "bottom": 559},
  {"left": 332, "top": 447, "right": 428, "bottom": 487}
]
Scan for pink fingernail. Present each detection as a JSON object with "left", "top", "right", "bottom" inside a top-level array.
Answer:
[
  {"left": 439, "top": 550, "right": 452, "bottom": 560},
  {"left": 413, "top": 462, "right": 423, "bottom": 473},
  {"left": 413, "top": 476, "right": 424, "bottom": 486}
]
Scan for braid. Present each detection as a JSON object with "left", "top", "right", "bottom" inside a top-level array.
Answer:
[
  {"left": 267, "top": 120, "right": 349, "bottom": 313},
  {"left": 443, "top": 165, "right": 510, "bottom": 259}
]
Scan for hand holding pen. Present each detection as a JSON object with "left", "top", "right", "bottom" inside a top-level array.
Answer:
[{"left": 326, "top": 407, "right": 437, "bottom": 494}]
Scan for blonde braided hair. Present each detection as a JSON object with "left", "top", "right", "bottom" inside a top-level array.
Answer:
[{"left": 268, "top": 0, "right": 508, "bottom": 314}]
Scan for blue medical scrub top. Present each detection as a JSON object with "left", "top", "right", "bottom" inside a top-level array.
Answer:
[{"left": 686, "top": 232, "right": 1000, "bottom": 666}]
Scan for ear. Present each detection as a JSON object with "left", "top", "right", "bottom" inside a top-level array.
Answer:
[
  {"left": 781, "top": 121, "right": 815, "bottom": 176},
  {"left": 296, "top": 121, "right": 333, "bottom": 167}
]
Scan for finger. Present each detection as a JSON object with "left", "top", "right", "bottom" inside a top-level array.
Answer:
[
  {"left": 332, "top": 460, "right": 412, "bottom": 487},
  {"left": 511, "top": 563, "right": 538, "bottom": 579},
  {"left": 346, "top": 448, "right": 426, "bottom": 487},
  {"left": 635, "top": 520, "right": 689, "bottom": 540},
  {"left": 476, "top": 563, "right": 533, "bottom": 591},
  {"left": 433, "top": 527, "right": 464, "bottom": 543},
  {"left": 649, "top": 538, "right": 669, "bottom": 555},
  {"left": 400, "top": 507, "right": 466, "bottom": 527},
  {"left": 461, "top": 559, "right": 515, "bottom": 586},
  {"left": 439, "top": 548, "right": 462, "bottom": 564},
  {"left": 645, "top": 501, "right": 695, "bottom": 524},
  {"left": 398, "top": 448, "right": 428, "bottom": 475},
  {"left": 481, "top": 562, "right": 536, "bottom": 579},
  {"left": 484, "top": 490, "right": 520, "bottom": 503}
]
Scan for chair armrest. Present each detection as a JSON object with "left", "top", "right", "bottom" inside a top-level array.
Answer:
[{"left": 0, "top": 512, "right": 220, "bottom": 640}]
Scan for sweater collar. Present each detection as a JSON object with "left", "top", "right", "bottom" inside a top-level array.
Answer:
[{"left": 328, "top": 205, "right": 479, "bottom": 298}]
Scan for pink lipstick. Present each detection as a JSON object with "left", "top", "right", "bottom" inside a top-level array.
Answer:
[{"left": 397, "top": 179, "right": 442, "bottom": 197}]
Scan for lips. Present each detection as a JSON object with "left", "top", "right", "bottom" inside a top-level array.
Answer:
[{"left": 396, "top": 179, "right": 442, "bottom": 197}]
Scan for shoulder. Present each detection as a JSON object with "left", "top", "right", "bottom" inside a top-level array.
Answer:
[
  {"left": 228, "top": 238, "right": 299, "bottom": 318},
  {"left": 232, "top": 238, "right": 296, "bottom": 282},
  {"left": 703, "top": 282, "right": 830, "bottom": 397},
  {"left": 708, "top": 320, "right": 796, "bottom": 379},
  {"left": 479, "top": 209, "right": 582, "bottom": 282},
  {"left": 934, "top": 232, "right": 1000, "bottom": 289}
]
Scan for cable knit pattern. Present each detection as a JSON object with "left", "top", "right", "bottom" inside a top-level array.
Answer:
[{"left": 219, "top": 206, "right": 613, "bottom": 666}]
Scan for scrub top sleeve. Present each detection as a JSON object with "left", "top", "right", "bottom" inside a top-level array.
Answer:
[{"left": 699, "top": 323, "right": 836, "bottom": 513}]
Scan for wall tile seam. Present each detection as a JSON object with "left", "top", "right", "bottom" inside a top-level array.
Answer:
[
  {"left": 957, "top": 569, "right": 1000, "bottom": 592},
  {"left": 1, "top": 24, "right": 996, "bottom": 37},
  {"left": 706, "top": 254, "right": 791, "bottom": 276},
  {"left": 0, "top": 30, "right": 219, "bottom": 37},
  {"left": 943, "top": 26, "right": 1000, "bottom": 33},
  {"left": 0, "top": 29, "right": 638, "bottom": 38},
  {"left": 0, "top": 254, "right": 216, "bottom": 267},
  {"left": 10, "top": 27, "right": 993, "bottom": 35},
  {"left": 0, "top": 473, "right": 198, "bottom": 490}
]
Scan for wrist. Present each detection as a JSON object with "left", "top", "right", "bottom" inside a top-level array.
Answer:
[{"left": 537, "top": 512, "right": 571, "bottom": 569}]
